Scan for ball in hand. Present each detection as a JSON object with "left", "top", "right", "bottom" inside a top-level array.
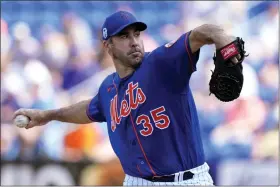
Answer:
[{"left": 14, "top": 115, "right": 30, "bottom": 128}]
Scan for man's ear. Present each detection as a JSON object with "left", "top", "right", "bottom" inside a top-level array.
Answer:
[
  {"left": 103, "top": 40, "right": 109, "bottom": 49},
  {"left": 103, "top": 39, "right": 113, "bottom": 50},
  {"left": 103, "top": 40, "right": 113, "bottom": 56}
]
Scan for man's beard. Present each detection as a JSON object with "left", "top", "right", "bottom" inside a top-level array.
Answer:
[
  {"left": 131, "top": 60, "right": 142, "bottom": 69},
  {"left": 112, "top": 48, "right": 143, "bottom": 69},
  {"left": 117, "top": 53, "right": 143, "bottom": 69}
]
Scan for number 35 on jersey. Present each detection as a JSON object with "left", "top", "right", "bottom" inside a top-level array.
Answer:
[{"left": 110, "top": 81, "right": 170, "bottom": 136}]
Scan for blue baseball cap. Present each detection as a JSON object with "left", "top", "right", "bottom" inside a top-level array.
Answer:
[{"left": 102, "top": 11, "right": 147, "bottom": 40}]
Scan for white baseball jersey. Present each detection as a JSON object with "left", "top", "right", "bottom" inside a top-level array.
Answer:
[{"left": 123, "top": 162, "right": 214, "bottom": 186}]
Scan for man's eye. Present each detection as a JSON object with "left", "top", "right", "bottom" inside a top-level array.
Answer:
[
  {"left": 135, "top": 32, "right": 140, "bottom": 37},
  {"left": 120, "top": 35, "right": 127, "bottom": 39}
]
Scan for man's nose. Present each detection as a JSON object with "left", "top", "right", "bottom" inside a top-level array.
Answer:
[{"left": 130, "top": 37, "right": 138, "bottom": 47}]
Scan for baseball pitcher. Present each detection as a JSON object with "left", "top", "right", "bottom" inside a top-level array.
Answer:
[{"left": 13, "top": 11, "right": 248, "bottom": 185}]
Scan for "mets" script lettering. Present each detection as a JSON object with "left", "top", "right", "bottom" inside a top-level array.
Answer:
[{"left": 110, "top": 82, "right": 146, "bottom": 131}]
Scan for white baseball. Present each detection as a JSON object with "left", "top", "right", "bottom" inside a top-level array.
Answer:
[{"left": 14, "top": 115, "right": 30, "bottom": 128}]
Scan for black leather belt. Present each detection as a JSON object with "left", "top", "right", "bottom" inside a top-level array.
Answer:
[{"left": 144, "top": 171, "right": 194, "bottom": 182}]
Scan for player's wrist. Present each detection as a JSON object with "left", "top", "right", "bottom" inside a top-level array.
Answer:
[
  {"left": 43, "top": 109, "right": 57, "bottom": 122},
  {"left": 212, "top": 33, "right": 235, "bottom": 50}
]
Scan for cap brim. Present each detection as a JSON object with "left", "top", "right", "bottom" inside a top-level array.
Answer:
[{"left": 111, "top": 22, "right": 147, "bottom": 37}]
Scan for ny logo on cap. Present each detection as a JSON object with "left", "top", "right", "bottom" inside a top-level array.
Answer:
[
  {"left": 120, "top": 12, "right": 129, "bottom": 20},
  {"left": 103, "top": 28, "right": 108, "bottom": 39}
]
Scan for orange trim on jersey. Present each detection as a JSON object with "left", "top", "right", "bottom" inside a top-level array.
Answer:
[
  {"left": 112, "top": 77, "right": 157, "bottom": 176},
  {"left": 184, "top": 32, "right": 195, "bottom": 72},
  {"left": 129, "top": 114, "right": 157, "bottom": 176},
  {"left": 112, "top": 79, "right": 120, "bottom": 116},
  {"left": 86, "top": 100, "right": 98, "bottom": 122},
  {"left": 136, "top": 164, "right": 143, "bottom": 177}
]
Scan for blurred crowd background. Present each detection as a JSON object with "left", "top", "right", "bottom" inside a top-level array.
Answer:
[{"left": 1, "top": 1, "right": 279, "bottom": 186}]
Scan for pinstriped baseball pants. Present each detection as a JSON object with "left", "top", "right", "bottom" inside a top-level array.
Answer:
[{"left": 123, "top": 162, "right": 214, "bottom": 186}]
